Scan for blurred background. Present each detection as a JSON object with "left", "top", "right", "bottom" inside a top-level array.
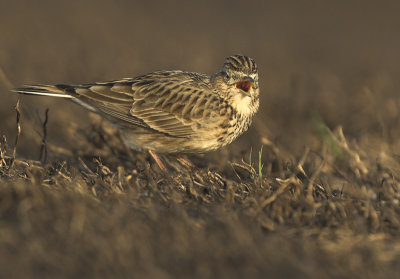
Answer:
[
  {"left": 1, "top": 0, "right": 400, "bottom": 159},
  {"left": 2, "top": 2, "right": 400, "bottom": 278}
]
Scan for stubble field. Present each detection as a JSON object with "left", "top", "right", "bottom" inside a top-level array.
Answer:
[{"left": 0, "top": 1, "right": 400, "bottom": 278}]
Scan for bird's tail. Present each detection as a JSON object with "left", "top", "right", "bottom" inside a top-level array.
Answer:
[{"left": 12, "top": 84, "right": 75, "bottom": 98}]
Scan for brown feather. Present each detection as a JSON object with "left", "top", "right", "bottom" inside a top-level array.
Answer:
[{"left": 12, "top": 55, "right": 260, "bottom": 153}]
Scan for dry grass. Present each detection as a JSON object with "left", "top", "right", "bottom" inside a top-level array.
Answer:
[
  {"left": 0, "top": 104, "right": 399, "bottom": 278},
  {"left": 1, "top": 1, "right": 400, "bottom": 278}
]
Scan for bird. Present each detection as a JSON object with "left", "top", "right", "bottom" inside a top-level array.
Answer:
[{"left": 13, "top": 54, "right": 259, "bottom": 171}]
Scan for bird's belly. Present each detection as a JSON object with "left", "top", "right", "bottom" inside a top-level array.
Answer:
[
  {"left": 120, "top": 114, "right": 251, "bottom": 153},
  {"left": 121, "top": 129, "right": 233, "bottom": 154}
]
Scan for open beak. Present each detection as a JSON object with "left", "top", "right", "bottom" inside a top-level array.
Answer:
[{"left": 235, "top": 77, "right": 254, "bottom": 96}]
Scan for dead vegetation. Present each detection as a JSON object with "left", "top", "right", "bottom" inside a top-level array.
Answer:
[
  {"left": 1, "top": 2, "right": 400, "bottom": 278},
  {"left": 0, "top": 99, "right": 399, "bottom": 279}
]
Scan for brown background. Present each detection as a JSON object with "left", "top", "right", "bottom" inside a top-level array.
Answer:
[
  {"left": 1, "top": 1, "right": 400, "bottom": 278},
  {"left": 1, "top": 0, "right": 400, "bottom": 159}
]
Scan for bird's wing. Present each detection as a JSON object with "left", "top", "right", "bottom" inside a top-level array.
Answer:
[{"left": 63, "top": 71, "right": 219, "bottom": 138}]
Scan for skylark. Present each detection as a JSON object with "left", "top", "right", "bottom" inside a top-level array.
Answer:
[{"left": 13, "top": 55, "right": 259, "bottom": 168}]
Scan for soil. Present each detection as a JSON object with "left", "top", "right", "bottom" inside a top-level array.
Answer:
[{"left": 0, "top": 1, "right": 399, "bottom": 278}]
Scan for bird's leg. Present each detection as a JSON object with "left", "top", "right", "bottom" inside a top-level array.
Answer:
[
  {"left": 171, "top": 154, "right": 196, "bottom": 170},
  {"left": 148, "top": 150, "right": 167, "bottom": 172}
]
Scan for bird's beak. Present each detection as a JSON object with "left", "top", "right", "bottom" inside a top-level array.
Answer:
[{"left": 235, "top": 77, "right": 254, "bottom": 96}]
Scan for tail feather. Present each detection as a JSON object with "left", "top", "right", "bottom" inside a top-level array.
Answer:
[{"left": 12, "top": 84, "right": 74, "bottom": 98}]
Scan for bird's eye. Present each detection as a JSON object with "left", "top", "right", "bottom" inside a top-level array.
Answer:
[{"left": 225, "top": 71, "right": 230, "bottom": 80}]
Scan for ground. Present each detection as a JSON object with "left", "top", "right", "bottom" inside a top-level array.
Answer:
[{"left": 0, "top": 1, "right": 400, "bottom": 278}]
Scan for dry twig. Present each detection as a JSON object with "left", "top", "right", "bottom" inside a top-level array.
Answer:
[{"left": 11, "top": 100, "right": 21, "bottom": 168}]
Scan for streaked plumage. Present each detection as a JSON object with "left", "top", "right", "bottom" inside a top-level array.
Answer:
[{"left": 13, "top": 55, "right": 259, "bottom": 153}]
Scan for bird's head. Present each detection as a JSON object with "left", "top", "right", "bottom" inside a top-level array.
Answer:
[{"left": 212, "top": 54, "right": 259, "bottom": 116}]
